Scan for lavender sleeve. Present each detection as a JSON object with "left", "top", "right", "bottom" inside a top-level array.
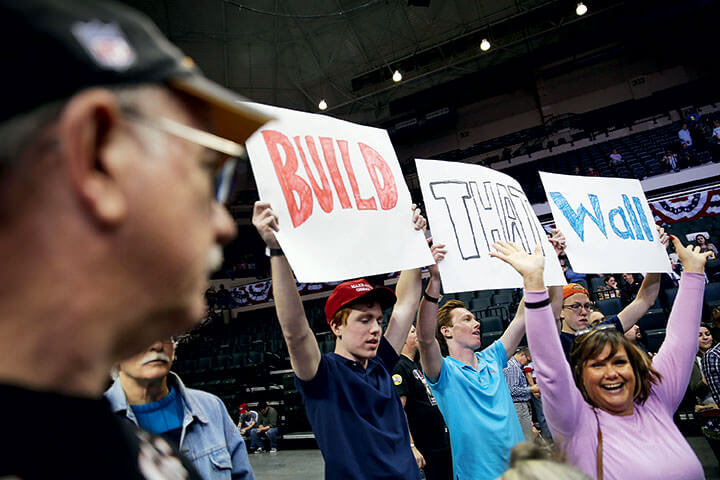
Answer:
[
  {"left": 524, "top": 289, "right": 584, "bottom": 437},
  {"left": 650, "top": 272, "right": 706, "bottom": 413}
]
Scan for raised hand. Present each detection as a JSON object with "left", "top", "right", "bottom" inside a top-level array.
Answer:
[
  {"left": 490, "top": 242, "right": 545, "bottom": 290},
  {"left": 672, "top": 235, "right": 711, "bottom": 274},
  {"left": 656, "top": 225, "right": 669, "bottom": 249},
  {"left": 427, "top": 238, "right": 447, "bottom": 279},
  {"left": 411, "top": 203, "right": 427, "bottom": 231},
  {"left": 549, "top": 229, "right": 566, "bottom": 256},
  {"left": 252, "top": 201, "right": 281, "bottom": 249}
]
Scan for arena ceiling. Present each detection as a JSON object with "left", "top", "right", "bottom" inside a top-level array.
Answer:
[{"left": 120, "top": 0, "right": 703, "bottom": 127}]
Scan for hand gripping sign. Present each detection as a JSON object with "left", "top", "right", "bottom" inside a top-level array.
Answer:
[
  {"left": 416, "top": 159, "right": 566, "bottom": 293},
  {"left": 540, "top": 172, "right": 671, "bottom": 273},
  {"left": 245, "top": 103, "right": 433, "bottom": 282}
]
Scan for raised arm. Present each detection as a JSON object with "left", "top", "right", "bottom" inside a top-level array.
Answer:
[
  {"left": 499, "top": 300, "right": 526, "bottom": 361},
  {"left": 617, "top": 226, "right": 668, "bottom": 331},
  {"left": 384, "top": 205, "right": 429, "bottom": 354},
  {"left": 384, "top": 268, "right": 422, "bottom": 354},
  {"left": 416, "top": 242, "right": 447, "bottom": 382},
  {"left": 252, "top": 201, "right": 321, "bottom": 381},
  {"left": 652, "top": 236, "right": 710, "bottom": 409},
  {"left": 490, "top": 242, "right": 584, "bottom": 436},
  {"left": 498, "top": 229, "right": 566, "bottom": 359}
]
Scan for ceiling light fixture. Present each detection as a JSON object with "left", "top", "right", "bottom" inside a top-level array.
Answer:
[
  {"left": 576, "top": 2, "right": 588, "bottom": 16},
  {"left": 392, "top": 70, "right": 403, "bottom": 82},
  {"left": 480, "top": 38, "right": 491, "bottom": 51},
  {"left": 318, "top": 99, "right": 328, "bottom": 110}
]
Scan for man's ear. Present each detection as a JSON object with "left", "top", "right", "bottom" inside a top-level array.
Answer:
[
  {"left": 330, "top": 320, "right": 343, "bottom": 338},
  {"left": 57, "top": 88, "right": 128, "bottom": 227},
  {"left": 440, "top": 325, "right": 452, "bottom": 339}
]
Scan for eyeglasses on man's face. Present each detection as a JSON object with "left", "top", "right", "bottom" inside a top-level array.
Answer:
[
  {"left": 563, "top": 302, "right": 596, "bottom": 314},
  {"left": 121, "top": 107, "right": 245, "bottom": 205}
]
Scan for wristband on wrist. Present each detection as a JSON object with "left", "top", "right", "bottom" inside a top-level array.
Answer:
[
  {"left": 265, "top": 247, "right": 284, "bottom": 257},
  {"left": 423, "top": 291, "right": 440, "bottom": 303},
  {"left": 524, "top": 297, "right": 551, "bottom": 309}
]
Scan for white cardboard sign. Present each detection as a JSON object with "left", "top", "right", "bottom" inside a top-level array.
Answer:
[
  {"left": 540, "top": 172, "right": 671, "bottom": 273},
  {"left": 244, "top": 103, "right": 433, "bottom": 282},
  {"left": 416, "top": 159, "right": 566, "bottom": 293}
]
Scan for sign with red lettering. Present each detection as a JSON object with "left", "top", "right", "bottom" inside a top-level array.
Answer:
[
  {"left": 245, "top": 103, "right": 434, "bottom": 282},
  {"left": 416, "top": 159, "right": 566, "bottom": 292}
]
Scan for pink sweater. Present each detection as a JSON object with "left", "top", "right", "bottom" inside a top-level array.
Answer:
[{"left": 526, "top": 273, "right": 705, "bottom": 480}]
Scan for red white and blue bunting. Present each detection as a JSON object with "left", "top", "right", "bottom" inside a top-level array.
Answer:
[
  {"left": 230, "top": 271, "right": 402, "bottom": 308},
  {"left": 650, "top": 187, "right": 720, "bottom": 224}
]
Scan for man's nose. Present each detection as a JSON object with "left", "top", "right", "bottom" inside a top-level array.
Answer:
[{"left": 213, "top": 202, "right": 237, "bottom": 246}]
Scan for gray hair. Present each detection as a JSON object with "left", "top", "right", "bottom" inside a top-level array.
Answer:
[
  {"left": 0, "top": 99, "right": 66, "bottom": 175},
  {"left": 0, "top": 84, "right": 166, "bottom": 180}
]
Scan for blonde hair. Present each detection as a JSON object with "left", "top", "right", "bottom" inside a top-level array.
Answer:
[{"left": 498, "top": 443, "right": 592, "bottom": 480}]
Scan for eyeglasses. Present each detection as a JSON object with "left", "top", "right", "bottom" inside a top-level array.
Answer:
[
  {"left": 563, "top": 302, "right": 596, "bottom": 313},
  {"left": 574, "top": 323, "right": 616, "bottom": 338},
  {"left": 121, "top": 107, "right": 245, "bottom": 204}
]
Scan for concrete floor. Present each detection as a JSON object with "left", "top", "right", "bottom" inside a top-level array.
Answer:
[
  {"left": 248, "top": 437, "right": 719, "bottom": 479},
  {"left": 248, "top": 449, "right": 324, "bottom": 479}
]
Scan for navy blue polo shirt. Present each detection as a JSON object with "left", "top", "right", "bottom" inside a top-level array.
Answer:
[
  {"left": 295, "top": 336, "right": 420, "bottom": 480},
  {"left": 560, "top": 315, "right": 622, "bottom": 359}
]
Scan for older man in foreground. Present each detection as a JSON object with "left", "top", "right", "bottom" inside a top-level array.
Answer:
[{"left": 0, "top": 0, "right": 268, "bottom": 477}]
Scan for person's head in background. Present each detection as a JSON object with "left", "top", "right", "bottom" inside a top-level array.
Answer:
[
  {"left": 603, "top": 275, "right": 617, "bottom": 289},
  {"left": 624, "top": 325, "right": 642, "bottom": 344},
  {"left": 514, "top": 347, "right": 531, "bottom": 366},
  {"left": 497, "top": 442, "right": 591, "bottom": 480},
  {"left": 589, "top": 311, "right": 605, "bottom": 327},
  {"left": 698, "top": 323, "right": 714, "bottom": 357}
]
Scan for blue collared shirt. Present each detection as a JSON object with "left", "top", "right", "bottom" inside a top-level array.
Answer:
[
  {"left": 504, "top": 356, "right": 531, "bottom": 402},
  {"left": 105, "top": 372, "right": 254, "bottom": 480},
  {"left": 427, "top": 340, "right": 523, "bottom": 480}
]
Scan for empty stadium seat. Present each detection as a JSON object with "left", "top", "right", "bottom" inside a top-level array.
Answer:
[
  {"left": 596, "top": 297, "right": 623, "bottom": 316},
  {"left": 492, "top": 291, "right": 514, "bottom": 305},
  {"left": 663, "top": 287, "right": 678, "bottom": 310},
  {"left": 637, "top": 309, "right": 667, "bottom": 331},
  {"left": 645, "top": 329, "right": 666, "bottom": 353},
  {"left": 480, "top": 316, "right": 503, "bottom": 332},
  {"left": 705, "top": 283, "right": 720, "bottom": 310},
  {"left": 470, "top": 297, "right": 492, "bottom": 312}
]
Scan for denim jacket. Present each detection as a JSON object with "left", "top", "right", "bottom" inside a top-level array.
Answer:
[{"left": 105, "top": 372, "right": 254, "bottom": 480}]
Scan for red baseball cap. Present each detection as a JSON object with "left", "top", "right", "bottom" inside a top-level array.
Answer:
[
  {"left": 324, "top": 279, "right": 396, "bottom": 324},
  {"left": 238, "top": 403, "right": 249, "bottom": 414}
]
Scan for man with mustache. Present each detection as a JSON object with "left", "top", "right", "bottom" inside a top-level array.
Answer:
[{"left": 106, "top": 339, "right": 254, "bottom": 479}]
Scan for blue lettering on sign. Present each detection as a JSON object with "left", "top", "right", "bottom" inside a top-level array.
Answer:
[
  {"left": 550, "top": 192, "right": 655, "bottom": 243},
  {"left": 632, "top": 196, "right": 654, "bottom": 241},
  {"left": 609, "top": 207, "right": 634, "bottom": 239},
  {"left": 548, "top": 192, "right": 606, "bottom": 241},
  {"left": 622, "top": 194, "right": 644, "bottom": 240}
]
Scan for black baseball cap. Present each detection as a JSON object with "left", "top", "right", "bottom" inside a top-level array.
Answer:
[{"left": 0, "top": 0, "right": 271, "bottom": 145}]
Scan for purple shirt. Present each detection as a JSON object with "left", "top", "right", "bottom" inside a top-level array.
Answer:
[{"left": 525, "top": 273, "right": 705, "bottom": 480}]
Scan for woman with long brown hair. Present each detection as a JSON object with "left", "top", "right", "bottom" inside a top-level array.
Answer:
[{"left": 490, "top": 236, "right": 710, "bottom": 479}]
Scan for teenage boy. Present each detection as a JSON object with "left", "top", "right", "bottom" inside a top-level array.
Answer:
[{"left": 252, "top": 201, "right": 432, "bottom": 479}]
